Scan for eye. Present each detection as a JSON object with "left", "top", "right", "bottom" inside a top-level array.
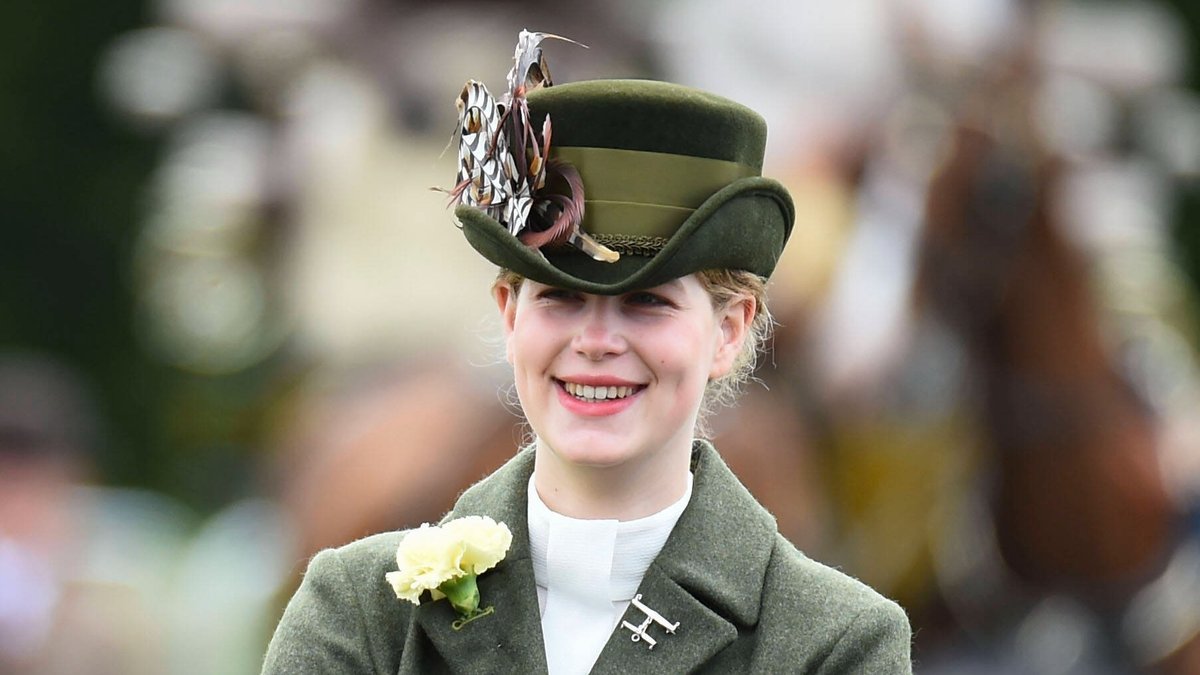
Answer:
[
  {"left": 536, "top": 288, "right": 580, "bottom": 303},
  {"left": 626, "top": 292, "right": 672, "bottom": 307}
]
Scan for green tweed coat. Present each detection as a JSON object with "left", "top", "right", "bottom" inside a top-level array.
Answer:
[{"left": 263, "top": 441, "right": 913, "bottom": 673}]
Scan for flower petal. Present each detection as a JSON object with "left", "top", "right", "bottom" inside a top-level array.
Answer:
[{"left": 443, "top": 516, "right": 513, "bottom": 574}]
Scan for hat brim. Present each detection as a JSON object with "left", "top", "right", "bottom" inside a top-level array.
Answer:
[{"left": 457, "top": 176, "right": 794, "bottom": 295}]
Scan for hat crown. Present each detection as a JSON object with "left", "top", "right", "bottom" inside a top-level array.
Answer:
[{"left": 527, "top": 80, "right": 768, "bottom": 170}]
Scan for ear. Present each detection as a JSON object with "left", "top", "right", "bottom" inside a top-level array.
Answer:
[
  {"left": 493, "top": 283, "right": 518, "bottom": 364},
  {"left": 709, "top": 295, "right": 755, "bottom": 380}
]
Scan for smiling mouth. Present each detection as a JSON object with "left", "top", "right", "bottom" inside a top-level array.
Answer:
[{"left": 559, "top": 380, "right": 643, "bottom": 403}]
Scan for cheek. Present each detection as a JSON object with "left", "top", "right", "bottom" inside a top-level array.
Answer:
[
  {"left": 661, "top": 323, "right": 720, "bottom": 386},
  {"left": 509, "top": 316, "right": 553, "bottom": 376},
  {"left": 509, "top": 328, "right": 532, "bottom": 373}
]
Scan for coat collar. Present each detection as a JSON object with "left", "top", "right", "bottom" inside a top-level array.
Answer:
[
  {"left": 415, "top": 447, "right": 547, "bottom": 674},
  {"left": 414, "top": 440, "right": 778, "bottom": 674}
]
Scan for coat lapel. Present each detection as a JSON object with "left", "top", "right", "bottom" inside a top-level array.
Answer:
[
  {"left": 592, "top": 441, "right": 777, "bottom": 674},
  {"left": 414, "top": 552, "right": 547, "bottom": 673},
  {"left": 413, "top": 449, "right": 549, "bottom": 674},
  {"left": 590, "top": 565, "right": 737, "bottom": 674}
]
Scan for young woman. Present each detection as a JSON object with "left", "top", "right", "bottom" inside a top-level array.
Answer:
[{"left": 263, "top": 49, "right": 912, "bottom": 674}]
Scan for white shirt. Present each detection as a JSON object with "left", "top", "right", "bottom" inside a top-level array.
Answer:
[{"left": 527, "top": 474, "right": 693, "bottom": 675}]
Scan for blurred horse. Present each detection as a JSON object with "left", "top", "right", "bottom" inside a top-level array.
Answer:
[{"left": 914, "top": 76, "right": 1197, "bottom": 671}]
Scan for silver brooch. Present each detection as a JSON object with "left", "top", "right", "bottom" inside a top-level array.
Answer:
[{"left": 620, "top": 594, "right": 680, "bottom": 650}]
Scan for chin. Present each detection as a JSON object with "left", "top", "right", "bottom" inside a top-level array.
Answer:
[{"left": 539, "top": 432, "right": 644, "bottom": 469}]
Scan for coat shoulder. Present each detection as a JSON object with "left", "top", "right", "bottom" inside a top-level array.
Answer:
[
  {"left": 305, "top": 530, "right": 413, "bottom": 614},
  {"left": 330, "top": 530, "right": 408, "bottom": 579},
  {"left": 755, "top": 535, "right": 913, "bottom": 673},
  {"left": 262, "top": 531, "right": 412, "bottom": 674},
  {"left": 765, "top": 534, "right": 899, "bottom": 617}
]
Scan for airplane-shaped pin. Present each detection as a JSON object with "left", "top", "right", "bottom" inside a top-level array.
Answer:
[
  {"left": 620, "top": 619, "right": 658, "bottom": 649},
  {"left": 620, "top": 594, "right": 680, "bottom": 650}
]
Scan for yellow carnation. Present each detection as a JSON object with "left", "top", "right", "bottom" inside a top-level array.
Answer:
[
  {"left": 385, "top": 524, "right": 467, "bottom": 604},
  {"left": 442, "top": 516, "right": 513, "bottom": 575},
  {"left": 384, "top": 516, "right": 512, "bottom": 619}
]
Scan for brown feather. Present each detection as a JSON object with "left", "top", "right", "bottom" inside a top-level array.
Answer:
[{"left": 517, "top": 159, "right": 585, "bottom": 249}]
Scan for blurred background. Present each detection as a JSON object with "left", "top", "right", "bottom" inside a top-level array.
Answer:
[{"left": 2, "top": 0, "right": 1200, "bottom": 672}]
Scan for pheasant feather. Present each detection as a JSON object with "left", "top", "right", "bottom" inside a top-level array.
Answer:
[{"left": 447, "top": 29, "right": 617, "bottom": 263}]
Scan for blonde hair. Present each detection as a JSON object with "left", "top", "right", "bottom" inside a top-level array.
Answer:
[{"left": 493, "top": 269, "right": 773, "bottom": 436}]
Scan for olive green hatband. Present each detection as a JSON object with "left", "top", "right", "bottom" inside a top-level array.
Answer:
[{"left": 550, "top": 146, "right": 759, "bottom": 248}]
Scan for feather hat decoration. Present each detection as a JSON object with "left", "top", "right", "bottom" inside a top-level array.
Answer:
[{"left": 449, "top": 30, "right": 618, "bottom": 263}]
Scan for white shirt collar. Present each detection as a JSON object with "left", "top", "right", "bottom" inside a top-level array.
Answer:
[{"left": 527, "top": 472, "right": 693, "bottom": 602}]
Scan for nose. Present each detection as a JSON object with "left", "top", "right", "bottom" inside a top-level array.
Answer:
[{"left": 572, "top": 300, "right": 625, "bottom": 361}]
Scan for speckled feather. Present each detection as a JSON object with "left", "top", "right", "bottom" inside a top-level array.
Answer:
[{"left": 450, "top": 30, "right": 617, "bottom": 262}]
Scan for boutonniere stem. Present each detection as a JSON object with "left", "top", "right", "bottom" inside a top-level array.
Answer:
[{"left": 440, "top": 574, "right": 496, "bottom": 628}]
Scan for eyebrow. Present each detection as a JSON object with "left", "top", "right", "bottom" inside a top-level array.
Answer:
[{"left": 645, "top": 279, "right": 685, "bottom": 293}]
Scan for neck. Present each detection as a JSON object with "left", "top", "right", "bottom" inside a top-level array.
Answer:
[{"left": 532, "top": 437, "right": 693, "bottom": 520}]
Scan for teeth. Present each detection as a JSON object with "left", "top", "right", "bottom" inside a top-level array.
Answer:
[{"left": 563, "top": 382, "right": 637, "bottom": 401}]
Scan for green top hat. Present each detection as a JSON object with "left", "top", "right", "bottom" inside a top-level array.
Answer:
[{"left": 456, "top": 79, "right": 795, "bottom": 294}]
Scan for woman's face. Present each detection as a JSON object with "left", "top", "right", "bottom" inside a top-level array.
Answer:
[{"left": 495, "top": 274, "right": 751, "bottom": 473}]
